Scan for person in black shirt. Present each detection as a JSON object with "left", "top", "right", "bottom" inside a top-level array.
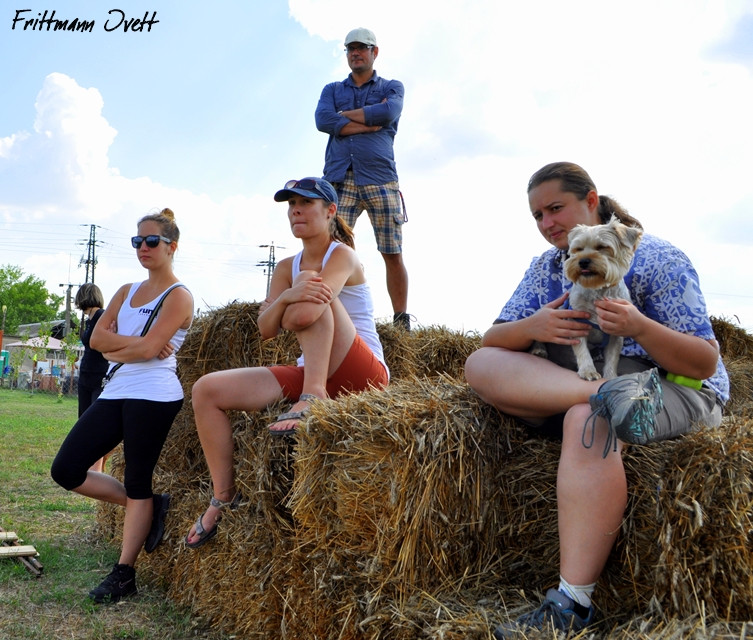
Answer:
[{"left": 74, "top": 283, "right": 109, "bottom": 471}]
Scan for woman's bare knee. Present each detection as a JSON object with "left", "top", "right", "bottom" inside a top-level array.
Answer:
[
  {"left": 191, "top": 373, "right": 222, "bottom": 410},
  {"left": 562, "top": 404, "right": 622, "bottom": 460}
]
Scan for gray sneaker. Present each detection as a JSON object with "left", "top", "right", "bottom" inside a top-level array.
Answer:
[
  {"left": 493, "top": 588, "right": 594, "bottom": 638},
  {"left": 585, "top": 367, "right": 664, "bottom": 456}
]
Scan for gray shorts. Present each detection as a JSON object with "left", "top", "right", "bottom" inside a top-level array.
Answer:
[{"left": 528, "top": 344, "right": 722, "bottom": 442}]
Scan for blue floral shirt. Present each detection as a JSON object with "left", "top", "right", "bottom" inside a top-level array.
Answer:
[{"left": 496, "top": 233, "right": 729, "bottom": 404}]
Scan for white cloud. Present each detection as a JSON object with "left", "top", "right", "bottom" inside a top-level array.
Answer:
[{"left": 0, "top": 73, "right": 115, "bottom": 213}]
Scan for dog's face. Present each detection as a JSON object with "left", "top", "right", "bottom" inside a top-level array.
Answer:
[{"left": 564, "top": 217, "right": 643, "bottom": 289}]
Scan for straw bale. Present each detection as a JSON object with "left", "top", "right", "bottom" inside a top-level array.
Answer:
[
  {"left": 411, "top": 325, "right": 481, "bottom": 379},
  {"left": 281, "top": 377, "right": 525, "bottom": 639},
  {"left": 712, "top": 316, "right": 753, "bottom": 361},
  {"left": 629, "top": 416, "right": 753, "bottom": 620},
  {"left": 723, "top": 358, "right": 753, "bottom": 416},
  {"left": 94, "top": 303, "right": 753, "bottom": 638},
  {"left": 375, "top": 323, "right": 420, "bottom": 380},
  {"left": 287, "top": 378, "right": 509, "bottom": 582},
  {"left": 597, "top": 416, "right": 753, "bottom": 621}
]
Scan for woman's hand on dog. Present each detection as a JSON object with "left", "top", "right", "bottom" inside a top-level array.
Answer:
[
  {"left": 594, "top": 297, "right": 644, "bottom": 337},
  {"left": 530, "top": 292, "right": 592, "bottom": 345}
]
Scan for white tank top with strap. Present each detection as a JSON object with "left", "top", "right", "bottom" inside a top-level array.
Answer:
[
  {"left": 292, "top": 242, "right": 387, "bottom": 377},
  {"left": 99, "top": 281, "right": 190, "bottom": 402}
]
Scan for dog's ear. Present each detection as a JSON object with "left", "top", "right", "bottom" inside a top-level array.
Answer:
[{"left": 616, "top": 224, "right": 643, "bottom": 251}]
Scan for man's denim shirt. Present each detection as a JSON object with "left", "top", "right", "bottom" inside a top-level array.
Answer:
[{"left": 315, "top": 71, "right": 404, "bottom": 186}]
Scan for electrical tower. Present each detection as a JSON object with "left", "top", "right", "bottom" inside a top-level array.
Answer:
[
  {"left": 79, "top": 224, "right": 99, "bottom": 284},
  {"left": 257, "top": 242, "right": 284, "bottom": 298}
]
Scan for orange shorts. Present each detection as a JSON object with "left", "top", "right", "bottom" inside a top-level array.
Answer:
[{"left": 269, "top": 334, "right": 388, "bottom": 401}]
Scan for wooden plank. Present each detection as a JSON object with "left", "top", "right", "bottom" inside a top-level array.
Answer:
[
  {"left": 0, "top": 545, "right": 37, "bottom": 558},
  {"left": 0, "top": 525, "right": 43, "bottom": 576},
  {"left": 0, "top": 532, "right": 19, "bottom": 542},
  {"left": 16, "top": 554, "right": 44, "bottom": 577}
]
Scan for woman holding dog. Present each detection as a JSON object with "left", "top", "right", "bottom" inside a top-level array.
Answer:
[
  {"left": 185, "top": 177, "right": 388, "bottom": 548},
  {"left": 465, "top": 162, "right": 728, "bottom": 637}
]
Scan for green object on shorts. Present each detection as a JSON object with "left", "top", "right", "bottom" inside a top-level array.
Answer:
[{"left": 666, "top": 372, "right": 703, "bottom": 390}]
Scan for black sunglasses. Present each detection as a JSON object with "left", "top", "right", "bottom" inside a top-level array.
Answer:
[
  {"left": 131, "top": 235, "right": 172, "bottom": 249},
  {"left": 284, "top": 179, "right": 328, "bottom": 199}
]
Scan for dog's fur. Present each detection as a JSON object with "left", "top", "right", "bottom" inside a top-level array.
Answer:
[{"left": 563, "top": 216, "right": 643, "bottom": 380}]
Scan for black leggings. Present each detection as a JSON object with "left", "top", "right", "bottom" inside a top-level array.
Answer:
[
  {"left": 51, "top": 398, "right": 182, "bottom": 499},
  {"left": 77, "top": 374, "right": 103, "bottom": 417}
]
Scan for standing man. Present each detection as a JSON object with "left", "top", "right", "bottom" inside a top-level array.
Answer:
[{"left": 315, "top": 27, "right": 411, "bottom": 330}]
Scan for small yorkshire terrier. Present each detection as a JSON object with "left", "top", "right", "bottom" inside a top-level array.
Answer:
[{"left": 563, "top": 216, "right": 643, "bottom": 380}]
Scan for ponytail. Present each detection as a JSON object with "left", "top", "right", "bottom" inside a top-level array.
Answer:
[
  {"left": 597, "top": 195, "right": 643, "bottom": 230},
  {"left": 331, "top": 213, "right": 355, "bottom": 249}
]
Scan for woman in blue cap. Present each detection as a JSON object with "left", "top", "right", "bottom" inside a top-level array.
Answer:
[{"left": 186, "top": 176, "right": 388, "bottom": 548}]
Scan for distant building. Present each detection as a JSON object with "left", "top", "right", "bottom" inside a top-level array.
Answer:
[
  {"left": 17, "top": 320, "right": 68, "bottom": 340},
  {"left": 4, "top": 321, "right": 83, "bottom": 388}
]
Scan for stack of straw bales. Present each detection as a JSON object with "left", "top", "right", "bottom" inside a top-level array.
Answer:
[{"left": 97, "top": 304, "right": 753, "bottom": 638}]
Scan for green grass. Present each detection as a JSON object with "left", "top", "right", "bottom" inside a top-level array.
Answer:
[{"left": 0, "top": 388, "right": 227, "bottom": 640}]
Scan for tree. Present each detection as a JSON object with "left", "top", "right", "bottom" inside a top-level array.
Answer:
[{"left": 0, "top": 265, "right": 63, "bottom": 333}]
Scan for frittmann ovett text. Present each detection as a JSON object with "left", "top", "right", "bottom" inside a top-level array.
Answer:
[{"left": 11, "top": 9, "right": 159, "bottom": 33}]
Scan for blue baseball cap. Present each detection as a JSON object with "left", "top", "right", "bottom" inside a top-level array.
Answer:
[{"left": 274, "top": 177, "right": 338, "bottom": 204}]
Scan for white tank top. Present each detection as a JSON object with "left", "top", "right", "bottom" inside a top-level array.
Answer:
[
  {"left": 292, "top": 242, "right": 388, "bottom": 377},
  {"left": 99, "top": 282, "right": 190, "bottom": 402}
]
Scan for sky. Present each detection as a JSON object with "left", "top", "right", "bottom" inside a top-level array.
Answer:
[{"left": 1, "top": 0, "right": 752, "bottom": 335}]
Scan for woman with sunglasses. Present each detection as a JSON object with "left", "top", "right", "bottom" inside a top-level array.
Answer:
[
  {"left": 52, "top": 208, "right": 194, "bottom": 604},
  {"left": 185, "top": 177, "right": 388, "bottom": 548}
]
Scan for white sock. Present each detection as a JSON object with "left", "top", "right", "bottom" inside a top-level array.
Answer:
[{"left": 558, "top": 576, "right": 595, "bottom": 609}]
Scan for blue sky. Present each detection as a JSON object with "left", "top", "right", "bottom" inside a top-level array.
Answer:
[{"left": 1, "top": 0, "right": 752, "bottom": 333}]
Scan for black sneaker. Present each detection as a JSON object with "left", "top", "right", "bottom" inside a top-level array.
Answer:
[
  {"left": 88, "top": 563, "right": 137, "bottom": 604},
  {"left": 494, "top": 588, "right": 594, "bottom": 638},
  {"left": 393, "top": 312, "right": 412, "bottom": 331},
  {"left": 144, "top": 493, "right": 170, "bottom": 553}
]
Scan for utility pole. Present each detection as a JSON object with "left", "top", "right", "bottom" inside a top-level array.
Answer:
[
  {"left": 59, "top": 284, "right": 74, "bottom": 337},
  {"left": 1, "top": 304, "right": 6, "bottom": 349},
  {"left": 257, "top": 242, "right": 284, "bottom": 298},
  {"left": 79, "top": 224, "right": 99, "bottom": 284}
]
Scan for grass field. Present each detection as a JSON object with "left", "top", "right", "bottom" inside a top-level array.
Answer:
[{"left": 0, "top": 388, "right": 227, "bottom": 640}]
